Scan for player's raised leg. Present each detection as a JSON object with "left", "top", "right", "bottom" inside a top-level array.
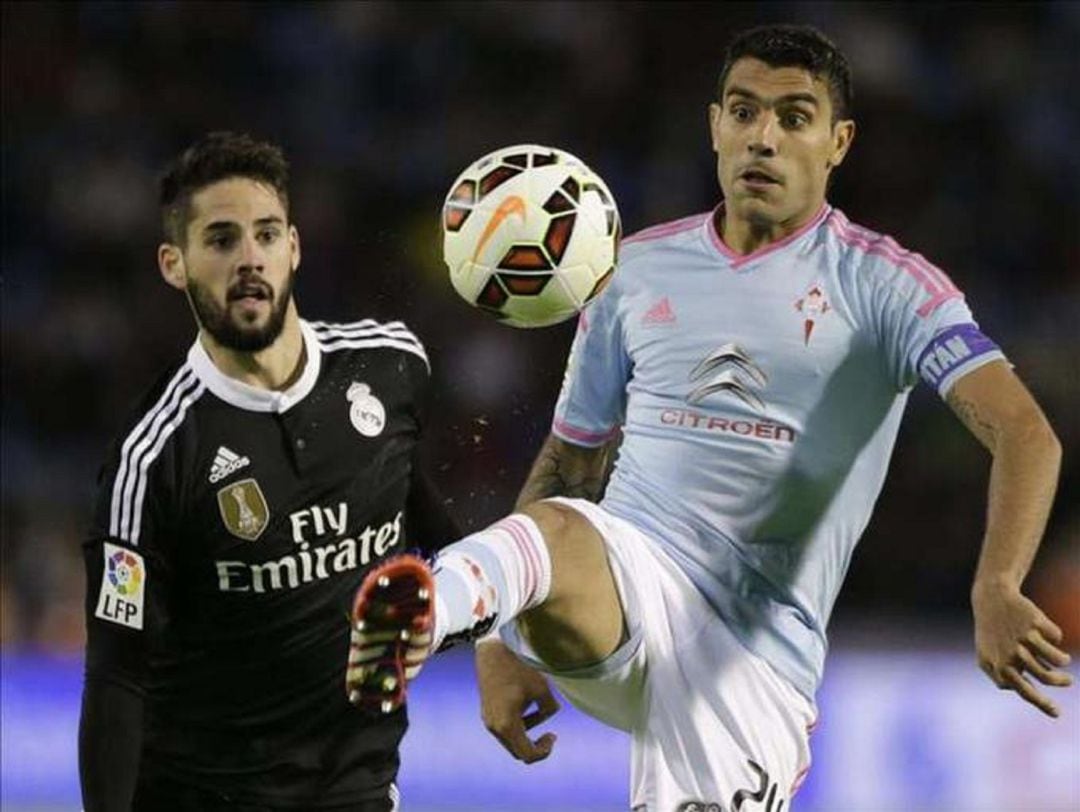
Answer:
[{"left": 347, "top": 500, "right": 624, "bottom": 711}]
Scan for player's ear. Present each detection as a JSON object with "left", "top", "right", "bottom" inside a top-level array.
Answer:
[
  {"left": 289, "top": 224, "right": 301, "bottom": 273},
  {"left": 708, "top": 102, "right": 723, "bottom": 152},
  {"left": 827, "top": 119, "right": 856, "bottom": 169},
  {"left": 159, "top": 243, "right": 187, "bottom": 290}
]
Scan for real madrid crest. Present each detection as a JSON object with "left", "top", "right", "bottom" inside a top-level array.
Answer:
[
  {"left": 217, "top": 478, "right": 270, "bottom": 541},
  {"left": 347, "top": 382, "right": 386, "bottom": 437}
]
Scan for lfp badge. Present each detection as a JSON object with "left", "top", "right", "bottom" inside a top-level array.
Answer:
[
  {"left": 108, "top": 548, "right": 143, "bottom": 595},
  {"left": 95, "top": 543, "right": 146, "bottom": 629}
]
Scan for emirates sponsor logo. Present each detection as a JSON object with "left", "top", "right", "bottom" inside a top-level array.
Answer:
[{"left": 215, "top": 510, "right": 403, "bottom": 593}]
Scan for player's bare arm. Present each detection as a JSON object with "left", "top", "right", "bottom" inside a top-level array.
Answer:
[
  {"left": 946, "top": 359, "right": 1071, "bottom": 717},
  {"left": 514, "top": 433, "right": 615, "bottom": 509},
  {"left": 475, "top": 636, "right": 561, "bottom": 764}
]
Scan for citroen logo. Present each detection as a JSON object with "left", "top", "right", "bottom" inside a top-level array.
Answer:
[{"left": 687, "top": 343, "right": 767, "bottom": 412}]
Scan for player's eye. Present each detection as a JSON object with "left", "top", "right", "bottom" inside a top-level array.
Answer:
[
  {"left": 730, "top": 105, "right": 754, "bottom": 123},
  {"left": 257, "top": 229, "right": 280, "bottom": 244},
  {"left": 207, "top": 234, "right": 235, "bottom": 249},
  {"left": 783, "top": 111, "right": 811, "bottom": 129}
]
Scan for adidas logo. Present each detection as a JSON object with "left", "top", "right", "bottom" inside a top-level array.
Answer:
[
  {"left": 642, "top": 296, "right": 677, "bottom": 326},
  {"left": 209, "top": 446, "right": 250, "bottom": 483}
]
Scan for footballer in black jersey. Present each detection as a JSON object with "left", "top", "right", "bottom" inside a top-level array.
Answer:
[{"left": 79, "top": 133, "right": 456, "bottom": 812}]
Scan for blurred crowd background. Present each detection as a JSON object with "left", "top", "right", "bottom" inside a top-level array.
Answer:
[
  {"left": 2, "top": 1, "right": 1078, "bottom": 667},
  {"left": 4, "top": 3, "right": 1079, "bottom": 810}
]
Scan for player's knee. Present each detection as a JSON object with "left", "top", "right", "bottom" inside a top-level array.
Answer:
[
  {"left": 520, "top": 500, "right": 614, "bottom": 616},
  {"left": 520, "top": 500, "right": 596, "bottom": 562},
  {"left": 521, "top": 499, "right": 571, "bottom": 538}
]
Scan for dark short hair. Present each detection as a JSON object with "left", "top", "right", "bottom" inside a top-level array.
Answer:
[
  {"left": 717, "top": 24, "right": 853, "bottom": 122},
  {"left": 159, "top": 131, "right": 290, "bottom": 245}
]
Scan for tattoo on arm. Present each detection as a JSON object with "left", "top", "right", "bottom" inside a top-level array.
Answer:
[
  {"left": 515, "top": 435, "right": 615, "bottom": 509},
  {"left": 946, "top": 389, "right": 999, "bottom": 452}
]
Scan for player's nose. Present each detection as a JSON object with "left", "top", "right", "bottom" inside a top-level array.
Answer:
[
  {"left": 235, "top": 232, "right": 265, "bottom": 273},
  {"left": 748, "top": 111, "right": 780, "bottom": 156}
]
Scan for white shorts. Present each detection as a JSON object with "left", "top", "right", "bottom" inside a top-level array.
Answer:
[{"left": 501, "top": 498, "right": 817, "bottom": 812}]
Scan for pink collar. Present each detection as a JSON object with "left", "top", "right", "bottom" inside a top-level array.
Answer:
[{"left": 707, "top": 201, "right": 830, "bottom": 270}]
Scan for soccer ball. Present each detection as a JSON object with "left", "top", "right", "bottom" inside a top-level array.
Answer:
[{"left": 442, "top": 144, "right": 620, "bottom": 328}]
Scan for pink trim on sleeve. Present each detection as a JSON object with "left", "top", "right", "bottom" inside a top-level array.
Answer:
[
  {"left": 552, "top": 419, "right": 619, "bottom": 447},
  {"left": 828, "top": 211, "right": 963, "bottom": 317}
]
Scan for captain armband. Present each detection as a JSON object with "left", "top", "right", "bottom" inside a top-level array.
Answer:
[{"left": 916, "top": 323, "right": 1004, "bottom": 396}]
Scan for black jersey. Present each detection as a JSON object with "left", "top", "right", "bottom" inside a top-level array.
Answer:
[{"left": 83, "top": 319, "right": 442, "bottom": 808}]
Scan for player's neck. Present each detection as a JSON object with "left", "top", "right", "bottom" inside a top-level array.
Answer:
[
  {"left": 720, "top": 201, "right": 823, "bottom": 256},
  {"left": 199, "top": 308, "right": 307, "bottom": 392}
]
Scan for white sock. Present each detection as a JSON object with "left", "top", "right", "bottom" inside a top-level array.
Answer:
[{"left": 431, "top": 514, "right": 552, "bottom": 651}]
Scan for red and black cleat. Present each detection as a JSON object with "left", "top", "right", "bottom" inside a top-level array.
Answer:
[{"left": 347, "top": 554, "right": 435, "bottom": 714}]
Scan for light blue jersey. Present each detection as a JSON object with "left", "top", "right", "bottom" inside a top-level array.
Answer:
[{"left": 552, "top": 203, "right": 1004, "bottom": 700}]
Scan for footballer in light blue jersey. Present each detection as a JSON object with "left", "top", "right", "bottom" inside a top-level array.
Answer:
[
  {"left": 350, "top": 24, "right": 1069, "bottom": 811},
  {"left": 553, "top": 201, "right": 1004, "bottom": 700}
]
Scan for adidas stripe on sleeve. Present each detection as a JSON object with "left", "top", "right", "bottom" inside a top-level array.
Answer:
[
  {"left": 109, "top": 364, "right": 204, "bottom": 546},
  {"left": 310, "top": 320, "right": 430, "bottom": 370}
]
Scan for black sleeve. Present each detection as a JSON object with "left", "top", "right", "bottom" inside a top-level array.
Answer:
[
  {"left": 80, "top": 528, "right": 154, "bottom": 812},
  {"left": 79, "top": 676, "right": 144, "bottom": 812},
  {"left": 406, "top": 459, "right": 461, "bottom": 556},
  {"left": 80, "top": 404, "right": 177, "bottom": 811}
]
